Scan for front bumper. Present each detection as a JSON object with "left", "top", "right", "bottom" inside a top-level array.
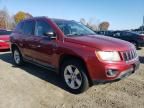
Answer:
[
  {"left": 92, "top": 59, "right": 140, "bottom": 84},
  {"left": 85, "top": 53, "right": 140, "bottom": 84}
]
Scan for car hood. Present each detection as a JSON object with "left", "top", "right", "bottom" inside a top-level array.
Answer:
[
  {"left": 65, "top": 35, "right": 135, "bottom": 51},
  {"left": 0, "top": 35, "right": 10, "bottom": 41}
]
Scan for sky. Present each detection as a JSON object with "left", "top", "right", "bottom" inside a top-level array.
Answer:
[{"left": 0, "top": 0, "right": 144, "bottom": 30}]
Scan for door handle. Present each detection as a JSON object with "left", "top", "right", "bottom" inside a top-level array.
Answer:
[
  {"left": 30, "top": 44, "right": 41, "bottom": 48},
  {"left": 30, "top": 44, "right": 36, "bottom": 49},
  {"left": 37, "top": 45, "right": 41, "bottom": 48}
]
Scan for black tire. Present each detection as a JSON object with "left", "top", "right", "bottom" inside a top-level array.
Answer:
[
  {"left": 12, "top": 47, "right": 24, "bottom": 66},
  {"left": 61, "top": 60, "right": 89, "bottom": 94}
]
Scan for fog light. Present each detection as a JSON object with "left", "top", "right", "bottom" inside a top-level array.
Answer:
[{"left": 106, "top": 69, "right": 118, "bottom": 77}]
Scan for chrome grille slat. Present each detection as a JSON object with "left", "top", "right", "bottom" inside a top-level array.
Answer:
[
  {"left": 132, "top": 50, "right": 135, "bottom": 58},
  {"left": 126, "top": 51, "right": 129, "bottom": 61},
  {"left": 121, "top": 49, "right": 137, "bottom": 62},
  {"left": 130, "top": 51, "right": 133, "bottom": 60},
  {"left": 128, "top": 51, "right": 131, "bottom": 60}
]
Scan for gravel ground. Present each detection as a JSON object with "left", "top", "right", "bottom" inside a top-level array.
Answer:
[{"left": 0, "top": 48, "right": 144, "bottom": 108}]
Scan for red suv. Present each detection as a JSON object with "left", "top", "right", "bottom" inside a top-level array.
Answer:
[{"left": 10, "top": 17, "right": 140, "bottom": 93}]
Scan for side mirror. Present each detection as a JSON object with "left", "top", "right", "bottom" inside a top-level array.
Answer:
[{"left": 44, "top": 32, "right": 56, "bottom": 39}]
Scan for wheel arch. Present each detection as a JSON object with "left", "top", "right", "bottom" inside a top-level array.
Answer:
[
  {"left": 11, "top": 43, "right": 20, "bottom": 52},
  {"left": 59, "top": 54, "right": 93, "bottom": 86},
  {"left": 11, "top": 43, "right": 24, "bottom": 60}
]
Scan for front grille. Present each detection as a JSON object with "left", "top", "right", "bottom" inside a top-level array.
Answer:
[{"left": 121, "top": 49, "right": 137, "bottom": 61}]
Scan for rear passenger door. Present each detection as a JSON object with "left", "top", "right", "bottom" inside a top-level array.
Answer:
[{"left": 21, "top": 20, "right": 36, "bottom": 60}]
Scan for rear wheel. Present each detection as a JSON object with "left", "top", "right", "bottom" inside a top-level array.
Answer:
[
  {"left": 12, "top": 48, "right": 24, "bottom": 65},
  {"left": 61, "top": 60, "right": 89, "bottom": 94}
]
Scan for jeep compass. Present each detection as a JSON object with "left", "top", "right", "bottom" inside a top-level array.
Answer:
[{"left": 10, "top": 17, "right": 140, "bottom": 93}]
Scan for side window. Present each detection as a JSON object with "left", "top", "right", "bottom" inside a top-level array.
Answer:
[
  {"left": 35, "top": 20, "right": 53, "bottom": 36},
  {"left": 122, "top": 32, "right": 131, "bottom": 36},
  {"left": 113, "top": 32, "right": 121, "bottom": 37},
  {"left": 22, "top": 21, "right": 35, "bottom": 35},
  {"left": 120, "top": 32, "right": 125, "bottom": 36}
]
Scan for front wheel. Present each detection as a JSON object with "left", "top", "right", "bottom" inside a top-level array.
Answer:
[{"left": 61, "top": 60, "right": 89, "bottom": 94}]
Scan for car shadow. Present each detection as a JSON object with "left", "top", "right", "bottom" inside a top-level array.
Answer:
[
  {"left": 0, "top": 52, "right": 68, "bottom": 92},
  {"left": 0, "top": 49, "right": 10, "bottom": 52},
  {"left": 139, "top": 56, "right": 144, "bottom": 64},
  {"left": 137, "top": 47, "right": 142, "bottom": 50}
]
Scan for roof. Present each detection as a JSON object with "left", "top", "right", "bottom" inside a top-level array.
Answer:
[{"left": 21, "top": 16, "right": 73, "bottom": 22}]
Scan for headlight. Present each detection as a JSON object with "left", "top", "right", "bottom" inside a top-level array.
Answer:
[
  {"left": 96, "top": 51, "right": 121, "bottom": 62},
  {"left": 0, "top": 40, "right": 5, "bottom": 42}
]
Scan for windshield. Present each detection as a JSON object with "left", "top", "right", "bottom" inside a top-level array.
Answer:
[{"left": 53, "top": 20, "right": 96, "bottom": 36}]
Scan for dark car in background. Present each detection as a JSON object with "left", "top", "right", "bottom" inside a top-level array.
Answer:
[
  {"left": 137, "top": 31, "right": 144, "bottom": 35},
  {"left": 96, "top": 30, "right": 144, "bottom": 49},
  {"left": 0, "top": 29, "right": 12, "bottom": 50},
  {"left": 112, "top": 31, "right": 144, "bottom": 48},
  {"left": 95, "top": 30, "right": 114, "bottom": 36}
]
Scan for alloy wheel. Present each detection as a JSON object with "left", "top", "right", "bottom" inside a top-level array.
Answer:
[{"left": 64, "top": 65, "right": 82, "bottom": 89}]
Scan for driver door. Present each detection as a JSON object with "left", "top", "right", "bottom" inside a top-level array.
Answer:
[{"left": 32, "top": 19, "right": 57, "bottom": 66}]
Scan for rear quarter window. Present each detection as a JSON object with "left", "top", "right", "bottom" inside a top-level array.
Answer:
[
  {"left": 15, "top": 20, "right": 35, "bottom": 36},
  {"left": 14, "top": 22, "right": 24, "bottom": 33},
  {"left": 22, "top": 20, "right": 35, "bottom": 35}
]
